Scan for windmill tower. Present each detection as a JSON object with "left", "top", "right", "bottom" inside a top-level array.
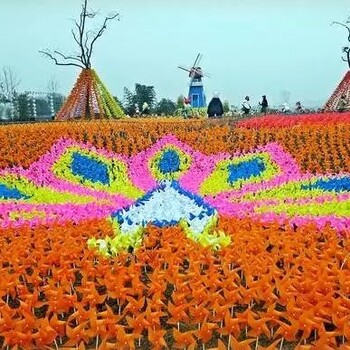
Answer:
[{"left": 178, "top": 53, "right": 208, "bottom": 108}]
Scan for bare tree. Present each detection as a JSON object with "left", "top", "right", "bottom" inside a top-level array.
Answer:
[
  {"left": 332, "top": 18, "right": 350, "bottom": 68},
  {"left": 0, "top": 67, "right": 21, "bottom": 100},
  {"left": 40, "top": 0, "right": 120, "bottom": 69}
]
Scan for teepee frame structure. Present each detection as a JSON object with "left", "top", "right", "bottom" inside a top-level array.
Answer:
[
  {"left": 324, "top": 20, "right": 350, "bottom": 111},
  {"left": 56, "top": 69, "right": 124, "bottom": 120},
  {"left": 40, "top": 0, "right": 125, "bottom": 120},
  {"left": 324, "top": 71, "right": 350, "bottom": 111}
]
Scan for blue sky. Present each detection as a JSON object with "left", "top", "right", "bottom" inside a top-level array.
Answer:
[{"left": 0, "top": 0, "right": 349, "bottom": 107}]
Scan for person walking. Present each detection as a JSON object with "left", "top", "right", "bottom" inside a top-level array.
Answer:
[
  {"left": 241, "top": 96, "right": 251, "bottom": 115},
  {"left": 259, "top": 95, "right": 268, "bottom": 114}
]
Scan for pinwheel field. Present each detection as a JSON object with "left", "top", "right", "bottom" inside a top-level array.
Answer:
[{"left": 1, "top": 113, "right": 350, "bottom": 349}]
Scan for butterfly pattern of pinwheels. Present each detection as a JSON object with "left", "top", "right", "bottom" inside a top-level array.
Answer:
[{"left": 0, "top": 135, "right": 349, "bottom": 247}]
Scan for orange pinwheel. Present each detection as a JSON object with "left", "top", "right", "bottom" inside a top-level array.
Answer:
[
  {"left": 65, "top": 322, "right": 89, "bottom": 346},
  {"left": 220, "top": 310, "right": 240, "bottom": 338},
  {"left": 116, "top": 326, "right": 137, "bottom": 349},
  {"left": 246, "top": 312, "right": 271, "bottom": 338},
  {"left": 144, "top": 306, "right": 166, "bottom": 329},
  {"left": 211, "top": 301, "right": 230, "bottom": 323},
  {"left": 227, "top": 336, "right": 255, "bottom": 350},
  {"left": 67, "top": 304, "right": 95, "bottom": 324},
  {"left": 31, "top": 317, "right": 57, "bottom": 347},
  {"left": 126, "top": 313, "right": 150, "bottom": 337},
  {"left": 2, "top": 329, "right": 33, "bottom": 349},
  {"left": 172, "top": 328, "right": 197, "bottom": 349},
  {"left": 196, "top": 318, "right": 217, "bottom": 343},
  {"left": 16, "top": 305, "right": 37, "bottom": 333},
  {"left": 45, "top": 285, "right": 78, "bottom": 314},
  {"left": 207, "top": 289, "right": 225, "bottom": 308},
  {"left": 274, "top": 319, "right": 299, "bottom": 341},
  {"left": 298, "top": 310, "right": 324, "bottom": 339},
  {"left": 171, "top": 291, "right": 188, "bottom": 306},
  {"left": 85, "top": 311, "right": 108, "bottom": 339},
  {"left": 190, "top": 283, "right": 208, "bottom": 304},
  {"left": 188, "top": 301, "right": 210, "bottom": 324},
  {"left": 309, "top": 337, "right": 337, "bottom": 350},
  {"left": 222, "top": 288, "right": 239, "bottom": 308},
  {"left": 167, "top": 301, "right": 189, "bottom": 325},
  {"left": 286, "top": 297, "right": 303, "bottom": 319},
  {"left": 76, "top": 280, "right": 106, "bottom": 306},
  {"left": 49, "top": 313, "right": 66, "bottom": 337},
  {"left": 124, "top": 296, "right": 145, "bottom": 314},
  {"left": 0, "top": 304, "right": 18, "bottom": 333},
  {"left": 147, "top": 275, "right": 167, "bottom": 299},
  {"left": 148, "top": 327, "right": 168, "bottom": 349}
]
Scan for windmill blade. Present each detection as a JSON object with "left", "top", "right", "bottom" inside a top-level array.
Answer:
[
  {"left": 178, "top": 66, "right": 191, "bottom": 73},
  {"left": 192, "top": 53, "right": 201, "bottom": 68},
  {"left": 196, "top": 54, "right": 203, "bottom": 67}
]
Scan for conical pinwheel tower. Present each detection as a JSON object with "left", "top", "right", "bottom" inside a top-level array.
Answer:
[
  {"left": 324, "top": 71, "right": 350, "bottom": 112},
  {"left": 56, "top": 69, "right": 124, "bottom": 120}
]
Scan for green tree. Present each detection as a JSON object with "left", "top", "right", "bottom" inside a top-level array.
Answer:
[
  {"left": 123, "top": 84, "right": 157, "bottom": 116},
  {"left": 35, "top": 98, "right": 50, "bottom": 117},
  {"left": 155, "top": 98, "right": 177, "bottom": 116},
  {"left": 223, "top": 100, "right": 230, "bottom": 113},
  {"left": 123, "top": 87, "right": 136, "bottom": 115},
  {"left": 14, "top": 92, "right": 31, "bottom": 121},
  {"left": 176, "top": 95, "right": 185, "bottom": 109}
]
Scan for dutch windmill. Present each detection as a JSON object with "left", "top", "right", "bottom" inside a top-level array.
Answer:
[{"left": 178, "top": 53, "right": 209, "bottom": 108}]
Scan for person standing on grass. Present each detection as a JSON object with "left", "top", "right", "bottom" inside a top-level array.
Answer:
[
  {"left": 142, "top": 102, "right": 150, "bottom": 116},
  {"left": 295, "top": 101, "right": 305, "bottom": 114},
  {"left": 281, "top": 101, "right": 290, "bottom": 114},
  {"left": 183, "top": 97, "right": 192, "bottom": 118},
  {"left": 259, "top": 95, "right": 268, "bottom": 114},
  {"left": 134, "top": 103, "right": 140, "bottom": 117},
  {"left": 241, "top": 96, "right": 251, "bottom": 115}
]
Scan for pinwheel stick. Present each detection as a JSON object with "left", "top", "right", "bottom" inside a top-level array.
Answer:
[{"left": 40, "top": 0, "right": 120, "bottom": 69}]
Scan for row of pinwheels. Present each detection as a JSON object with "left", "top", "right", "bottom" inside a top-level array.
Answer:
[
  {"left": 237, "top": 112, "right": 350, "bottom": 128},
  {"left": 0, "top": 115, "right": 350, "bottom": 175}
]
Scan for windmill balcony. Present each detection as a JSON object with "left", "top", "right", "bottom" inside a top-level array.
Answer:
[{"left": 190, "top": 80, "right": 204, "bottom": 87}]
